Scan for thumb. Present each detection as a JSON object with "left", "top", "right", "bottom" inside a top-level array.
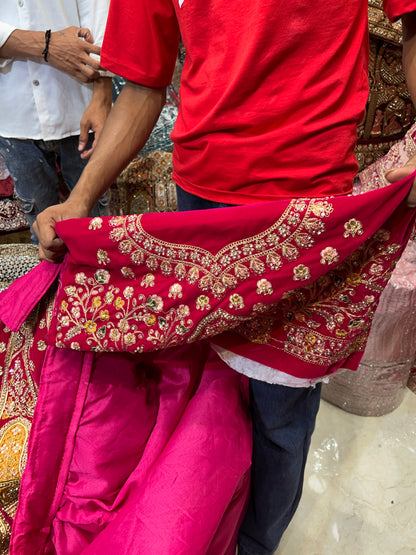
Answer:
[
  {"left": 385, "top": 154, "right": 416, "bottom": 183},
  {"left": 78, "top": 122, "right": 90, "bottom": 152},
  {"left": 385, "top": 165, "right": 416, "bottom": 183}
]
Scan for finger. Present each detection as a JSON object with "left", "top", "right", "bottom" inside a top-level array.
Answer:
[
  {"left": 77, "top": 27, "right": 94, "bottom": 43},
  {"left": 85, "top": 43, "right": 102, "bottom": 57},
  {"left": 82, "top": 50, "right": 102, "bottom": 71},
  {"left": 385, "top": 164, "right": 416, "bottom": 183},
  {"left": 79, "top": 64, "right": 101, "bottom": 80},
  {"left": 78, "top": 122, "right": 90, "bottom": 152},
  {"left": 80, "top": 146, "right": 94, "bottom": 159},
  {"left": 38, "top": 241, "right": 67, "bottom": 263}
]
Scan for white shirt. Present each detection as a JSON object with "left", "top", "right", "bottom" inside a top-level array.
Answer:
[
  {"left": 0, "top": 0, "right": 109, "bottom": 141},
  {"left": 212, "top": 346, "right": 327, "bottom": 387}
]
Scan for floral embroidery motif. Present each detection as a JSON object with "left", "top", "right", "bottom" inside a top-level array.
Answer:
[
  {"left": 89, "top": 217, "right": 103, "bottom": 230},
  {"left": 320, "top": 247, "right": 340, "bottom": 265},
  {"left": 121, "top": 267, "right": 136, "bottom": 279},
  {"left": 94, "top": 269, "right": 110, "bottom": 284},
  {"left": 97, "top": 249, "right": 110, "bottom": 265},
  {"left": 0, "top": 419, "right": 30, "bottom": 481},
  {"left": 257, "top": 279, "right": 273, "bottom": 295},
  {"left": 293, "top": 264, "right": 311, "bottom": 281},
  {"left": 0, "top": 310, "right": 45, "bottom": 422},
  {"left": 169, "top": 284, "right": 183, "bottom": 299},
  {"left": 141, "top": 274, "right": 155, "bottom": 288},
  {"left": 196, "top": 295, "right": 211, "bottom": 311},
  {"left": 344, "top": 218, "right": 363, "bottom": 238},
  {"left": 229, "top": 294, "right": 244, "bottom": 310}
]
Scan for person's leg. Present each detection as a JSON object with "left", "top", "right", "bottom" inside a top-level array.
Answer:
[
  {"left": 176, "top": 185, "right": 321, "bottom": 555},
  {"left": 0, "top": 137, "right": 60, "bottom": 243},
  {"left": 238, "top": 381, "right": 322, "bottom": 555},
  {"left": 57, "top": 135, "right": 110, "bottom": 217}
]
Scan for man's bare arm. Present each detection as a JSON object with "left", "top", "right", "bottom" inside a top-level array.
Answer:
[{"left": 34, "top": 81, "right": 167, "bottom": 262}]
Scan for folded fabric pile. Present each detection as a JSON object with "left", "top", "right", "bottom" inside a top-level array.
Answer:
[{"left": 0, "top": 155, "right": 29, "bottom": 234}]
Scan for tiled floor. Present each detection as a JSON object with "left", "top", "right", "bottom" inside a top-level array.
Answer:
[{"left": 277, "top": 391, "right": 416, "bottom": 555}]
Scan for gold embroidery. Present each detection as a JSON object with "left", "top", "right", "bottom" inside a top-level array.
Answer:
[
  {"left": 1, "top": 323, "right": 38, "bottom": 421},
  {"left": 320, "top": 247, "right": 340, "bottom": 265},
  {"left": 293, "top": 264, "right": 311, "bottom": 281},
  {"left": 0, "top": 418, "right": 31, "bottom": 555},
  {"left": 89, "top": 217, "right": 103, "bottom": 230},
  {"left": 0, "top": 419, "right": 30, "bottom": 481},
  {"left": 103, "top": 199, "right": 333, "bottom": 298},
  {"left": 256, "top": 279, "right": 273, "bottom": 295},
  {"left": 56, "top": 279, "right": 195, "bottom": 352},
  {"left": 56, "top": 199, "right": 339, "bottom": 352},
  {"left": 234, "top": 233, "right": 401, "bottom": 368},
  {"left": 344, "top": 218, "right": 363, "bottom": 238},
  {"left": 97, "top": 249, "right": 110, "bottom": 265}
]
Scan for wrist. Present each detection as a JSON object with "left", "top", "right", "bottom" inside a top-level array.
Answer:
[
  {"left": 66, "top": 188, "right": 96, "bottom": 217},
  {"left": 0, "top": 29, "right": 45, "bottom": 58},
  {"left": 92, "top": 77, "right": 113, "bottom": 104}
]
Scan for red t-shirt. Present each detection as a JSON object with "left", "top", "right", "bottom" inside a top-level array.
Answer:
[{"left": 101, "top": 0, "right": 416, "bottom": 204}]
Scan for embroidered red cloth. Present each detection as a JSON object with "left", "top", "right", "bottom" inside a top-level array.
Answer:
[{"left": 47, "top": 174, "right": 416, "bottom": 379}]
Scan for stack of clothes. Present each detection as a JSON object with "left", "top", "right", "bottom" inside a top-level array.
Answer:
[{"left": 0, "top": 155, "right": 28, "bottom": 235}]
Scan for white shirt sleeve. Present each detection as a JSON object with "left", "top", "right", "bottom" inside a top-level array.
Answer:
[{"left": 0, "top": 21, "right": 17, "bottom": 67}]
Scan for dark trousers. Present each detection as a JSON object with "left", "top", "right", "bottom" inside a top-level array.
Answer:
[
  {"left": 176, "top": 185, "right": 322, "bottom": 555},
  {"left": 0, "top": 136, "right": 109, "bottom": 244}
]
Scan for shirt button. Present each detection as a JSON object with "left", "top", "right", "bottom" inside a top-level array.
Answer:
[
  {"left": 18, "top": 0, "right": 24, "bottom": 6},
  {"left": 32, "top": 80, "right": 39, "bottom": 86}
]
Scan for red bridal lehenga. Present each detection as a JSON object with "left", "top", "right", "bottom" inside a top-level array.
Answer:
[{"left": 0, "top": 127, "right": 416, "bottom": 554}]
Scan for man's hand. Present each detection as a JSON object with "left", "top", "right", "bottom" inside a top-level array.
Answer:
[
  {"left": 33, "top": 200, "right": 89, "bottom": 263},
  {"left": 385, "top": 153, "right": 416, "bottom": 207},
  {"left": 0, "top": 26, "right": 102, "bottom": 82},
  {"left": 78, "top": 77, "right": 113, "bottom": 158},
  {"left": 47, "top": 26, "right": 102, "bottom": 82}
]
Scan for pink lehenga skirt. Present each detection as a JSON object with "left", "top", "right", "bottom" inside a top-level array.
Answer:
[{"left": 1, "top": 127, "right": 416, "bottom": 553}]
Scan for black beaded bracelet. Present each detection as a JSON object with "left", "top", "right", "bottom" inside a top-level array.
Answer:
[{"left": 42, "top": 29, "right": 51, "bottom": 62}]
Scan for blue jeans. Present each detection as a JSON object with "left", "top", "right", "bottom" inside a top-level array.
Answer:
[
  {"left": 0, "top": 136, "right": 110, "bottom": 243},
  {"left": 176, "top": 185, "right": 322, "bottom": 555}
]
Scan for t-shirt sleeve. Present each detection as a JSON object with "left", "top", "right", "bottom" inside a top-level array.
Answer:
[
  {"left": 101, "top": 0, "right": 180, "bottom": 88},
  {"left": 384, "top": 0, "right": 416, "bottom": 21}
]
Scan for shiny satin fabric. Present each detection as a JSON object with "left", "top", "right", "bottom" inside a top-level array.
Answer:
[{"left": 0, "top": 265, "right": 251, "bottom": 554}]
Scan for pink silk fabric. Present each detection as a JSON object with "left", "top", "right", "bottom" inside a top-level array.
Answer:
[
  {"left": 47, "top": 173, "right": 416, "bottom": 379},
  {"left": 0, "top": 268, "right": 251, "bottom": 555}
]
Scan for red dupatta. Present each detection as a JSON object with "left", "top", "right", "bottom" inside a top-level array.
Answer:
[{"left": 39, "top": 173, "right": 416, "bottom": 380}]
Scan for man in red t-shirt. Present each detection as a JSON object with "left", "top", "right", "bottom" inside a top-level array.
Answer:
[{"left": 34, "top": 1, "right": 416, "bottom": 554}]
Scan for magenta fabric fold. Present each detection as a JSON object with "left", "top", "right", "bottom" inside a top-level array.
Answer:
[
  {"left": 10, "top": 342, "right": 251, "bottom": 555},
  {"left": 48, "top": 174, "right": 416, "bottom": 379},
  {"left": 0, "top": 261, "right": 61, "bottom": 331}
]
